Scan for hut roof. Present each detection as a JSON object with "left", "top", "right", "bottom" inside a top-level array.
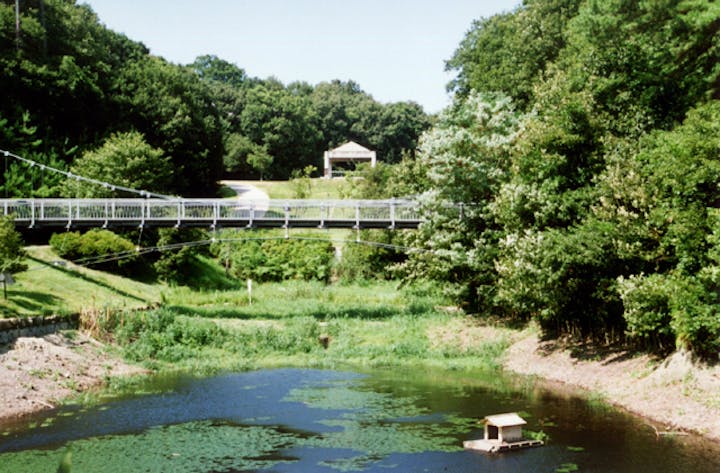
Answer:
[
  {"left": 328, "top": 141, "right": 373, "bottom": 156},
  {"left": 484, "top": 413, "right": 527, "bottom": 427}
]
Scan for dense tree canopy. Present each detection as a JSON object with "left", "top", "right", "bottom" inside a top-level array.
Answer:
[
  {"left": 401, "top": 0, "right": 720, "bottom": 357},
  {"left": 1, "top": 0, "right": 430, "bottom": 194}
]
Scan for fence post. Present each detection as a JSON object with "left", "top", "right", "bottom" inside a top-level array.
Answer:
[
  {"left": 139, "top": 200, "right": 145, "bottom": 228},
  {"left": 212, "top": 200, "right": 218, "bottom": 229},
  {"left": 247, "top": 203, "right": 255, "bottom": 228},
  {"left": 66, "top": 199, "right": 72, "bottom": 228},
  {"left": 389, "top": 198, "right": 396, "bottom": 230}
]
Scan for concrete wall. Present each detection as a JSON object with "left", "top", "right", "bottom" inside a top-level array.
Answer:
[{"left": 0, "top": 314, "right": 79, "bottom": 345}]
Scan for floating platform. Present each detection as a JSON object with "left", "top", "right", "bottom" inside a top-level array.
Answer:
[{"left": 463, "top": 438, "right": 544, "bottom": 453}]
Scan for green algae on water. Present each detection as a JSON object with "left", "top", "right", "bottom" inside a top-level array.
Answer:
[
  {"left": 0, "top": 420, "right": 298, "bottom": 473},
  {"left": 283, "top": 377, "right": 477, "bottom": 471}
]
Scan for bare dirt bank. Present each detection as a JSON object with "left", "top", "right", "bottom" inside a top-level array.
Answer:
[
  {"left": 503, "top": 329, "right": 720, "bottom": 441},
  {"left": 0, "top": 332, "right": 146, "bottom": 422}
]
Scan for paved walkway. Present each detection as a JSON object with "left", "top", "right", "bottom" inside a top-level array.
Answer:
[{"left": 219, "top": 180, "right": 270, "bottom": 211}]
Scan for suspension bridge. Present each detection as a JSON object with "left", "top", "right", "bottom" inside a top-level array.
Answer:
[
  {"left": 0, "top": 148, "right": 445, "bottom": 231},
  {"left": 0, "top": 198, "right": 426, "bottom": 230}
]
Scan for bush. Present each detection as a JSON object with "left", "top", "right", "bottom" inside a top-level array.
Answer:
[
  {"left": 617, "top": 274, "right": 675, "bottom": 352},
  {"left": 0, "top": 215, "right": 28, "bottom": 274},
  {"left": 153, "top": 228, "right": 209, "bottom": 284},
  {"left": 229, "top": 233, "right": 335, "bottom": 283},
  {"left": 49, "top": 229, "right": 139, "bottom": 274},
  {"left": 619, "top": 272, "right": 720, "bottom": 358},
  {"left": 115, "top": 309, "right": 228, "bottom": 362},
  {"left": 669, "top": 276, "right": 720, "bottom": 358},
  {"left": 335, "top": 230, "right": 405, "bottom": 281}
]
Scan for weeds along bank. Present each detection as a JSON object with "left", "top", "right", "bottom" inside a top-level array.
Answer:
[{"left": 83, "top": 281, "right": 512, "bottom": 374}]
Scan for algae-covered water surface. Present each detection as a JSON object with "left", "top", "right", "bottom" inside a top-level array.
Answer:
[{"left": 1, "top": 368, "right": 719, "bottom": 472}]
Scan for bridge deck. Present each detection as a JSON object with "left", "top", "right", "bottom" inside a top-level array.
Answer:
[{"left": 0, "top": 198, "right": 424, "bottom": 229}]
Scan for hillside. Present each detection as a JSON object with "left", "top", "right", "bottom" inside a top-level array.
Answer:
[{"left": 0, "top": 246, "right": 161, "bottom": 319}]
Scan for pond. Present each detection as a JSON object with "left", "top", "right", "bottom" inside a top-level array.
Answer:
[{"left": 1, "top": 367, "right": 719, "bottom": 472}]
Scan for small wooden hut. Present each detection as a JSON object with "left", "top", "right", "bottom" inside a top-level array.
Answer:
[{"left": 463, "top": 412, "right": 543, "bottom": 453}]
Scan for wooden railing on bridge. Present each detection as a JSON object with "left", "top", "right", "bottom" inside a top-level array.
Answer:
[{"left": 0, "top": 198, "right": 425, "bottom": 230}]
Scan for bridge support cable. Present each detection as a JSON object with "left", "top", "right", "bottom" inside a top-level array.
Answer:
[
  {"left": 0, "top": 148, "right": 175, "bottom": 200},
  {"left": 23, "top": 235, "right": 436, "bottom": 273}
]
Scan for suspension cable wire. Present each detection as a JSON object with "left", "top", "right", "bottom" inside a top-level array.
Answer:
[
  {"left": 25, "top": 235, "right": 434, "bottom": 272},
  {"left": 0, "top": 148, "right": 175, "bottom": 200}
]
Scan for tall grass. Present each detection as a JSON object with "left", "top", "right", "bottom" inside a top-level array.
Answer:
[
  {"left": 101, "top": 281, "right": 512, "bottom": 373},
  {"left": 162, "top": 280, "right": 411, "bottom": 320}
]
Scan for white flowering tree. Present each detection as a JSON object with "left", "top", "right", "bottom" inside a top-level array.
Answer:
[{"left": 400, "top": 92, "right": 523, "bottom": 311}]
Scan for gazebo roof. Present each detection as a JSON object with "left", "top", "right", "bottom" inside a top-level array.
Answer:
[
  {"left": 484, "top": 413, "right": 527, "bottom": 428},
  {"left": 328, "top": 141, "right": 374, "bottom": 156}
]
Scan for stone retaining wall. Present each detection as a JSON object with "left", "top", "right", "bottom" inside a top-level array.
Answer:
[{"left": 0, "top": 314, "right": 79, "bottom": 344}]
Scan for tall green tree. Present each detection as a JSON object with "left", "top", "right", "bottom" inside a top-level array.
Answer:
[
  {"left": 605, "top": 102, "right": 720, "bottom": 355},
  {"left": 237, "top": 82, "right": 322, "bottom": 178},
  {"left": 113, "top": 56, "right": 224, "bottom": 195},
  {"left": 191, "top": 54, "right": 248, "bottom": 88},
  {"left": 401, "top": 92, "right": 523, "bottom": 309},
  {"left": 447, "top": 0, "right": 582, "bottom": 109},
  {"left": 63, "top": 131, "right": 172, "bottom": 198}
]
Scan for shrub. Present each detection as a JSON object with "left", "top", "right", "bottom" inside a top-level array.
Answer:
[
  {"left": 0, "top": 215, "right": 28, "bottom": 274},
  {"left": 49, "top": 229, "right": 139, "bottom": 274},
  {"left": 335, "top": 230, "right": 405, "bottom": 281},
  {"left": 153, "top": 228, "right": 209, "bottom": 284},
  {"left": 115, "top": 309, "right": 228, "bottom": 362},
  {"left": 230, "top": 233, "right": 335, "bottom": 283},
  {"left": 669, "top": 276, "right": 720, "bottom": 358},
  {"left": 617, "top": 273, "right": 675, "bottom": 352}
]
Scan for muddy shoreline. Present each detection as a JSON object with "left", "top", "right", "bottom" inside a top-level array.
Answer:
[
  {"left": 0, "top": 332, "right": 146, "bottom": 422},
  {"left": 503, "top": 330, "right": 720, "bottom": 441}
]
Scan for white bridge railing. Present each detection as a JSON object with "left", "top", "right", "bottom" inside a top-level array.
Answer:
[{"left": 0, "top": 198, "right": 425, "bottom": 229}]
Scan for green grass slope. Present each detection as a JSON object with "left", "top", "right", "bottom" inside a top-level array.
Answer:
[{"left": 0, "top": 246, "right": 161, "bottom": 318}]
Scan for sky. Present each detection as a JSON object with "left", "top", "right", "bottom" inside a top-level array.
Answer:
[{"left": 81, "top": 0, "right": 521, "bottom": 113}]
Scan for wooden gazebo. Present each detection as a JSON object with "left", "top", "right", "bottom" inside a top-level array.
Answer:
[{"left": 323, "top": 141, "right": 377, "bottom": 178}]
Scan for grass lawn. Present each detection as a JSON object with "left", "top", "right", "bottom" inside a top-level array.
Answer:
[
  {"left": 0, "top": 246, "right": 161, "bottom": 318},
  {"left": 220, "top": 178, "right": 348, "bottom": 200}
]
